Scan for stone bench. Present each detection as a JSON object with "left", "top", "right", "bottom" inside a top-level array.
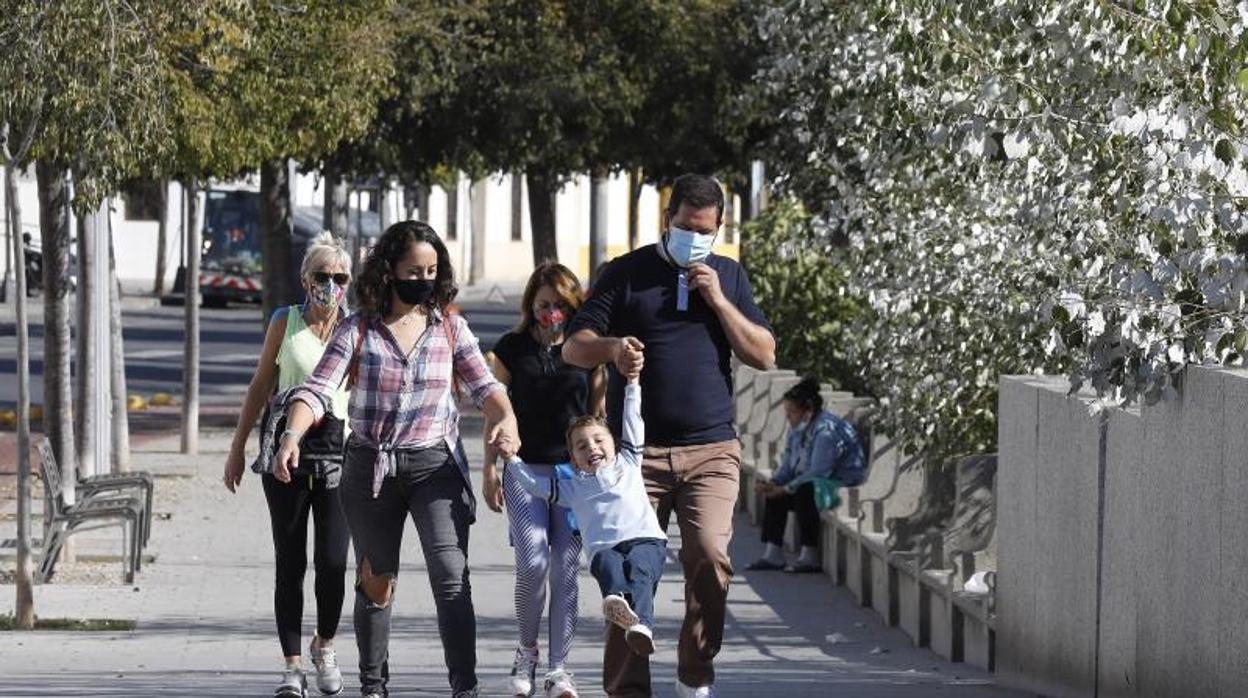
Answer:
[
  {"left": 734, "top": 367, "right": 797, "bottom": 524},
  {"left": 908, "top": 454, "right": 997, "bottom": 670}
]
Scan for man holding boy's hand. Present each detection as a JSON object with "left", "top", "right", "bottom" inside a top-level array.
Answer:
[{"left": 564, "top": 174, "right": 774, "bottom": 698}]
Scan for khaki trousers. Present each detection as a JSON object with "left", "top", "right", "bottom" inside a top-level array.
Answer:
[{"left": 603, "top": 439, "right": 741, "bottom": 697}]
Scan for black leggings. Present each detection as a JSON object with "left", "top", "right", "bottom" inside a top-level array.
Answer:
[
  {"left": 760, "top": 482, "right": 821, "bottom": 548},
  {"left": 262, "top": 472, "right": 350, "bottom": 657}
]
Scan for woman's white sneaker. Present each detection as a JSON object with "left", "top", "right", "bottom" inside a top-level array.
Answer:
[
  {"left": 509, "top": 645, "right": 540, "bottom": 696},
  {"left": 543, "top": 668, "right": 579, "bottom": 698},
  {"left": 308, "top": 640, "right": 343, "bottom": 695},
  {"left": 274, "top": 665, "right": 307, "bottom": 698},
  {"left": 602, "top": 594, "right": 640, "bottom": 631}
]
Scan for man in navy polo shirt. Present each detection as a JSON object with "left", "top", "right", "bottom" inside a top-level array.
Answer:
[{"left": 564, "top": 174, "right": 775, "bottom": 698}]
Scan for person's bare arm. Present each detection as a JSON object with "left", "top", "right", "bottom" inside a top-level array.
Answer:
[
  {"left": 687, "top": 263, "right": 776, "bottom": 369},
  {"left": 481, "top": 387, "right": 520, "bottom": 457},
  {"left": 482, "top": 354, "right": 511, "bottom": 513},
  {"left": 224, "top": 310, "right": 288, "bottom": 492},
  {"left": 589, "top": 365, "right": 607, "bottom": 417},
  {"left": 563, "top": 329, "right": 645, "bottom": 377}
]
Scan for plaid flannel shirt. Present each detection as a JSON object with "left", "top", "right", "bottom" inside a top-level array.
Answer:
[{"left": 290, "top": 307, "right": 502, "bottom": 497}]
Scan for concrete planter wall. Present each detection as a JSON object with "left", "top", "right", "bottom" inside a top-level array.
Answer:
[{"left": 997, "top": 367, "right": 1248, "bottom": 697}]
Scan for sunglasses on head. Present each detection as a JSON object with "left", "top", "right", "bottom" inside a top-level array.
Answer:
[{"left": 311, "top": 271, "right": 350, "bottom": 286}]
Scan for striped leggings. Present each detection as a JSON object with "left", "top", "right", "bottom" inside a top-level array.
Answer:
[{"left": 503, "top": 463, "right": 582, "bottom": 670}]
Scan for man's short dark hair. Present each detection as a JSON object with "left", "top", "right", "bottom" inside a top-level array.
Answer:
[{"left": 667, "top": 174, "right": 724, "bottom": 223}]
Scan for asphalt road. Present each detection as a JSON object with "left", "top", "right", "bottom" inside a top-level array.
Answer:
[{"left": 0, "top": 295, "right": 521, "bottom": 411}]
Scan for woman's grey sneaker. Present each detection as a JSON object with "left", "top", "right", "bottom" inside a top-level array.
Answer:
[
  {"left": 543, "top": 668, "right": 579, "bottom": 698},
  {"left": 308, "top": 640, "right": 343, "bottom": 695},
  {"left": 274, "top": 665, "right": 307, "bottom": 698},
  {"left": 453, "top": 688, "right": 480, "bottom": 698},
  {"left": 509, "top": 645, "right": 539, "bottom": 696}
]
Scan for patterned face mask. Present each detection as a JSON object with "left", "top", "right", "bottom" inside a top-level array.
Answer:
[
  {"left": 308, "top": 280, "right": 345, "bottom": 308},
  {"left": 536, "top": 307, "right": 568, "bottom": 331}
]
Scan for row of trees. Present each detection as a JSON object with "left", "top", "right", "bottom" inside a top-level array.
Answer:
[
  {"left": 750, "top": 1, "right": 1248, "bottom": 465},
  {"left": 1, "top": 0, "right": 769, "bottom": 627}
]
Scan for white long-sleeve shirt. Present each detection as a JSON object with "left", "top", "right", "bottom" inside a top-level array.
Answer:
[{"left": 505, "top": 382, "right": 666, "bottom": 561}]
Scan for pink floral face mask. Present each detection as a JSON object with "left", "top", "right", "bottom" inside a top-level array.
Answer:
[{"left": 536, "top": 307, "right": 567, "bottom": 331}]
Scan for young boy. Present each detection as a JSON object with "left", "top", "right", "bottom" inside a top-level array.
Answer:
[{"left": 502, "top": 374, "right": 666, "bottom": 656}]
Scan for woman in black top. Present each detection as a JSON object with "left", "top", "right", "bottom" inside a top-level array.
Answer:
[{"left": 486, "top": 263, "right": 605, "bottom": 698}]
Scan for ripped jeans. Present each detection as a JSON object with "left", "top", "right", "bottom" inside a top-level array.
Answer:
[{"left": 339, "top": 442, "right": 477, "bottom": 695}]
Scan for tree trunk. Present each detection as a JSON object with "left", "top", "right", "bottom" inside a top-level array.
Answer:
[
  {"left": 36, "top": 161, "right": 75, "bottom": 499},
  {"left": 322, "top": 163, "right": 349, "bottom": 237},
  {"left": 379, "top": 180, "right": 393, "bottom": 230},
  {"left": 108, "top": 213, "right": 130, "bottom": 472},
  {"left": 589, "top": 173, "right": 609, "bottom": 282},
  {"left": 2, "top": 162, "right": 10, "bottom": 298},
  {"left": 260, "top": 159, "right": 294, "bottom": 324},
  {"left": 627, "top": 168, "right": 642, "bottom": 251},
  {"left": 75, "top": 200, "right": 99, "bottom": 479},
  {"left": 152, "top": 178, "right": 169, "bottom": 296},
  {"left": 181, "top": 178, "right": 200, "bottom": 455},
  {"left": 526, "top": 170, "right": 558, "bottom": 265},
  {"left": 415, "top": 184, "right": 429, "bottom": 224},
  {"left": 469, "top": 179, "right": 487, "bottom": 284},
  {"left": 8, "top": 152, "right": 35, "bottom": 629},
  {"left": 403, "top": 185, "right": 417, "bottom": 221}
]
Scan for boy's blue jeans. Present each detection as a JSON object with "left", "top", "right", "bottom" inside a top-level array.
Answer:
[{"left": 590, "top": 538, "right": 667, "bottom": 626}]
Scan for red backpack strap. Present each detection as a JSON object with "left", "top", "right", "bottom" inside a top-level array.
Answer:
[
  {"left": 443, "top": 308, "right": 460, "bottom": 398},
  {"left": 345, "top": 314, "right": 369, "bottom": 390}
]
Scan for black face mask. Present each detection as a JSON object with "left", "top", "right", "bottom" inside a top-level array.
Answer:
[{"left": 393, "top": 278, "right": 436, "bottom": 306}]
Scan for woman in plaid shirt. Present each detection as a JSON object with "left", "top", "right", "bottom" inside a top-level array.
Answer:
[{"left": 276, "top": 221, "right": 520, "bottom": 698}]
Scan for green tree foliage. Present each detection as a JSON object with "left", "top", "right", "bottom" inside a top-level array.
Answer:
[
  {"left": 743, "top": 198, "right": 868, "bottom": 396},
  {"left": 0, "top": 1, "right": 173, "bottom": 208},
  {"left": 161, "top": 2, "right": 397, "bottom": 180},
  {"left": 752, "top": 1, "right": 1248, "bottom": 461},
  {"left": 336, "top": 0, "right": 764, "bottom": 261}
]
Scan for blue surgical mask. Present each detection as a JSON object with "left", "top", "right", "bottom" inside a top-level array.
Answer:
[{"left": 664, "top": 226, "right": 715, "bottom": 268}]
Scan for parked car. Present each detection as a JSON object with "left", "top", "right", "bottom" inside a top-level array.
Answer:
[{"left": 172, "top": 189, "right": 380, "bottom": 307}]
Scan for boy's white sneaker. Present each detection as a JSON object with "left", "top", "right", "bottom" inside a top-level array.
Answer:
[
  {"left": 602, "top": 594, "right": 640, "bottom": 631},
  {"left": 543, "top": 668, "right": 579, "bottom": 698},
  {"left": 674, "top": 680, "right": 716, "bottom": 698},
  {"left": 624, "top": 623, "right": 655, "bottom": 656}
]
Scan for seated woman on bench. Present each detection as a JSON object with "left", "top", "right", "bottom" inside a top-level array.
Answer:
[{"left": 746, "top": 378, "right": 866, "bottom": 573}]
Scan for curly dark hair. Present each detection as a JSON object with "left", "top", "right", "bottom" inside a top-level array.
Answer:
[
  {"left": 783, "top": 377, "right": 824, "bottom": 413},
  {"left": 355, "top": 220, "right": 457, "bottom": 318}
]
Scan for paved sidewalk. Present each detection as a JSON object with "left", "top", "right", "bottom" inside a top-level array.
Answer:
[{"left": 0, "top": 417, "right": 1023, "bottom": 697}]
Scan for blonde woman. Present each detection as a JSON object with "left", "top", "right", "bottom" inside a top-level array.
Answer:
[{"left": 224, "top": 232, "right": 353, "bottom": 698}]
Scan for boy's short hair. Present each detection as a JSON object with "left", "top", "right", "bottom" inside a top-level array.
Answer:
[{"left": 565, "top": 414, "right": 612, "bottom": 456}]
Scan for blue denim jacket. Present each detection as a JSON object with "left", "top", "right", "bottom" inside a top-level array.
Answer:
[{"left": 770, "top": 410, "right": 866, "bottom": 492}]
